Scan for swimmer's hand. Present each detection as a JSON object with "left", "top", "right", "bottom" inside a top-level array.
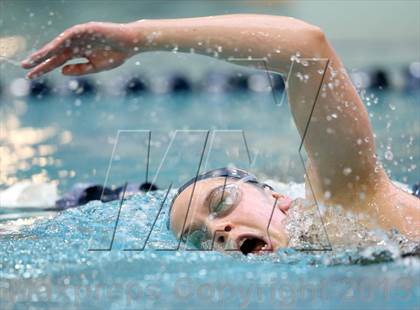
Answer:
[{"left": 21, "top": 22, "right": 139, "bottom": 79}]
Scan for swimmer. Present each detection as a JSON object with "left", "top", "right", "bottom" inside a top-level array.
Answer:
[{"left": 21, "top": 14, "right": 420, "bottom": 253}]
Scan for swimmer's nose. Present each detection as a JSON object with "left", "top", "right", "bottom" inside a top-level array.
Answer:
[
  {"left": 272, "top": 193, "right": 292, "bottom": 214},
  {"left": 206, "top": 222, "right": 236, "bottom": 250}
]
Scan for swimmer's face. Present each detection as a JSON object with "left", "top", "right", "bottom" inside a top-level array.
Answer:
[{"left": 169, "top": 177, "right": 292, "bottom": 255}]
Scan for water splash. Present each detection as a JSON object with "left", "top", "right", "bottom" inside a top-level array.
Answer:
[
  {"left": 284, "top": 198, "right": 418, "bottom": 259},
  {"left": 0, "top": 186, "right": 418, "bottom": 309}
]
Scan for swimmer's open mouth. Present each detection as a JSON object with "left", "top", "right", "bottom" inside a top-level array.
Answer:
[{"left": 237, "top": 235, "right": 271, "bottom": 255}]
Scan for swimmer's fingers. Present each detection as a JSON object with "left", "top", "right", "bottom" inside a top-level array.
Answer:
[
  {"left": 21, "top": 37, "right": 70, "bottom": 69},
  {"left": 21, "top": 25, "right": 88, "bottom": 69},
  {"left": 26, "top": 52, "right": 71, "bottom": 79},
  {"left": 61, "top": 62, "right": 97, "bottom": 76},
  {"left": 61, "top": 52, "right": 125, "bottom": 76},
  {"left": 61, "top": 61, "right": 122, "bottom": 76}
]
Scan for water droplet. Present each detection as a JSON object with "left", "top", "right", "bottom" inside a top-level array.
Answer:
[
  {"left": 68, "top": 80, "right": 78, "bottom": 90},
  {"left": 343, "top": 167, "right": 352, "bottom": 176},
  {"left": 74, "top": 99, "right": 82, "bottom": 106},
  {"left": 326, "top": 127, "right": 335, "bottom": 134},
  {"left": 384, "top": 150, "right": 393, "bottom": 161}
]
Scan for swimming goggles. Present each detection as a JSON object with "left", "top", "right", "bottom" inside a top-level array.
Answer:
[{"left": 166, "top": 167, "right": 273, "bottom": 230}]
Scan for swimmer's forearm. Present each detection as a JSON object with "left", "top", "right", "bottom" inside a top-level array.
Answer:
[{"left": 128, "top": 14, "right": 329, "bottom": 74}]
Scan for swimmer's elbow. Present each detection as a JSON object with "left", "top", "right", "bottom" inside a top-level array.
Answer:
[
  {"left": 308, "top": 25, "right": 326, "bottom": 43},
  {"left": 274, "top": 17, "right": 329, "bottom": 56},
  {"left": 303, "top": 25, "right": 328, "bottom": 55}
]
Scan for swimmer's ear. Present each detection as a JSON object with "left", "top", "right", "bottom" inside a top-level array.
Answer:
[{"left": 271, "top": 192, "right": 291, "bottom": 214}]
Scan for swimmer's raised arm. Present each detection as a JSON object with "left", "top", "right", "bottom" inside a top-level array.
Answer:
[
  {"left": 22, "top": 15, "right": 324, "bottom": 77},
  {"left": 126, "top": 15, "right": 383, "bottom": 200},
  {"left": 129, "top": 14, "right": 327, "bottom": 74},
  {"left": 21, "top": 15, "right": 380, "bottom": 199},
  {"left": 21, "top": 15, "right": 418, "bottom": 234}
]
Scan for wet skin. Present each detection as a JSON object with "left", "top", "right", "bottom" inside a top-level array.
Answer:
[{"left": 170, "top": 177, "right": 292, "bottom": 254}]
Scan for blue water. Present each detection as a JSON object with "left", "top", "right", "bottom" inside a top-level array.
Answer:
[
  {"left": 1, "top": 191, "right": 419, "bottom": 309},
  {"left": 1, "top": 89, "right": 419, "bottom": 309},
  {"left": 1, "top": 90, "right": 419, "bottom": 191}
]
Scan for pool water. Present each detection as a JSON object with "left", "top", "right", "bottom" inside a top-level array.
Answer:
[
  {"left": 1, "top": 89, "right": 419, "bottom": 189},
  {"left": 1, "top": 189, "right": 419, "bottom": 309},
  {"left": 0, "top": 88, "right": 419, "bottom": 309}
]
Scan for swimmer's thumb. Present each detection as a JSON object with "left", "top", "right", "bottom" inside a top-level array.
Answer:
[{"left": 62, "top": 62, "right": 96, "bottom": 76}]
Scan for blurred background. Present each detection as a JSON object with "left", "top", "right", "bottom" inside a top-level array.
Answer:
[{"left": 0, "top": 0, "right": 419, "bottom": 204}]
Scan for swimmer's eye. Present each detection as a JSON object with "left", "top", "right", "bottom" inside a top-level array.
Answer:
[{"left": 209, "top": 184, "right": 241, "bottom": 217}]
